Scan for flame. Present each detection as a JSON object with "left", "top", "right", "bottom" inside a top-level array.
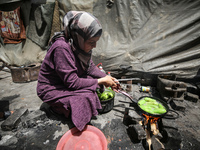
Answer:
[
  {"left": 142, "top": 114, "right": 161, "bottom": 124},
  {"left": 142, "top": 114, "right": 161, "bottom": 135}
]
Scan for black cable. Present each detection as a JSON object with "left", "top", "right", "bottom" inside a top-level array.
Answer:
[{"left": 163, "top": 109, "right": 179, "bottom": 119}]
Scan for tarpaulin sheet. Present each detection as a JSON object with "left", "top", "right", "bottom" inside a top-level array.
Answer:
[
  {"left": 27, "top": 1, "right": 55, "bottom": 49},
  {"left": 0, "top": 0, "right": 200, "bottom": 80},
  {"left": 57, "top": 0, "right": 200, "bottom": 79},
  {"left": 0, "top": 0, "right": 54, "bottom": 66},
  {"left": 88, "top": 0, "right": 200, "bottom": 79}
]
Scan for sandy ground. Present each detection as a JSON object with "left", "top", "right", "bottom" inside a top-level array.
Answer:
[{"left": 0, "top": 69, "right": 200, "bottom": 150}]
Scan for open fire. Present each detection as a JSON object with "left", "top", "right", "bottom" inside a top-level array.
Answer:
[
  {"left": 124, "top": 108, "right": 170, "bottom": 150},
  {"left": 140, "top": 113, "right": 166, "bottom": 150},
  {"left": 141, "top": 114, "right": 161, "bottom": 135}
]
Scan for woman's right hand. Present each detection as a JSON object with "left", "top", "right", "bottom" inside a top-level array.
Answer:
[{"left": 98, "top": 75, "right": 118, "bottom": 88}]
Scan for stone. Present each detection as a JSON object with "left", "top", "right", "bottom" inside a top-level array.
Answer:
[
  {"left": 1, "top": 108, "right": 29, "bottom": 131},
  {"left": 21, "top": 109, "right": 46, "bottom": 128},
  {"left": 184, "top": 92, "right": 199, "bottom": 103},
  {"left": 128, "top": 124, "right": 146, "bottom": 140},
  {"left": 169, "top": 100, "right": 185, "bottom": 112}
]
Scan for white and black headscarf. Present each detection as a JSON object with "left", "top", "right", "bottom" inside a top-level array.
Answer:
[{"left": 50, "top": 11, "right": 102, "bottom": 71}]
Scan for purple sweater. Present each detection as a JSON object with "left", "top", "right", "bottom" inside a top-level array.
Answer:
[{"left": 37, "top": 37, "right": 106, "bottom": 131}]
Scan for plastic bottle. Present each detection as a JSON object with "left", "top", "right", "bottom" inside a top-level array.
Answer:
[
  {"left": 99, "top": 66, "right": 106, "bottom": 74},
  {"left": 140, "top": 86, "right": 151, "bottom": 92},
  {"left": 138, "top": 83, "right": 155, "bottom": 94}
]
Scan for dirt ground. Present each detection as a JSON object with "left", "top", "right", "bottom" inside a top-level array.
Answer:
[{"left": 0, "top": 69, "right": 200, "bottom": 150}]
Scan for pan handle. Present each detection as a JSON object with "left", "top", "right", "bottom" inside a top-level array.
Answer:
[{"left": 118, "top": 90, "right": 138, "bottom": 104}]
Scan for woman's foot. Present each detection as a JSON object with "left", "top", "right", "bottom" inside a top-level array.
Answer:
[{"left": 49, "top": 106, "right": 63, "bottom": 116}]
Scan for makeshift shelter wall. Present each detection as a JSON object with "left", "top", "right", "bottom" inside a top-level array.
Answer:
[
  {"left": 57, "top": 0, "right": 200, "bottom": 79},
  {"left": 0, "top": 0, "right": 200, "bottom": 80},
  {"left": 0, "top": 0, "right": 55, "bottom": 66}
]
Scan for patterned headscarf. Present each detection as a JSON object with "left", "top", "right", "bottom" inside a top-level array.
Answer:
[{"left": 50, "top": 11, "right": 102, "bottom": 71}]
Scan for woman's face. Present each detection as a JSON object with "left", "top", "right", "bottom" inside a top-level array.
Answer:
[{"left": 83, "top": 36, "right": 100, "bottom": 53}]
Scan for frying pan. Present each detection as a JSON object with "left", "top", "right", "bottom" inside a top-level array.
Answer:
[
  {"left": 118, "top": 89, "right": 169, "bottom": 117},
  {"left": 116, "top": 83, "right": 179, "bottom": 118},
  {"left": 137, "top": 96, "right": 169, "bottom": 117}
]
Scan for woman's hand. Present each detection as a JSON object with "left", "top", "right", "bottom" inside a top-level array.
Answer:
[{"left": 98, "top": 75, "right": 118, "bottom": 88}]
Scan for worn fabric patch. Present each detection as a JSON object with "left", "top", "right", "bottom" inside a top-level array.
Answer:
[{"left": 0, "top": 7, "right": 26, "bottom": 44}]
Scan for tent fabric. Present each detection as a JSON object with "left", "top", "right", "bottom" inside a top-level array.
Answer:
[
  {"left": 56, "top": 0, "right": 200, "bottom": 79},
  {"left": 91, "top": 0, "right": 200, "bottom": 79},
  {"left": 27, "top": 2, "right": 55, "bottom": 49},
  {"left": 0, "top": 0, "right": 200, "bottom": 80},
  {"left": 0, "top": 0, "right": 53, "bottom": 66}
]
